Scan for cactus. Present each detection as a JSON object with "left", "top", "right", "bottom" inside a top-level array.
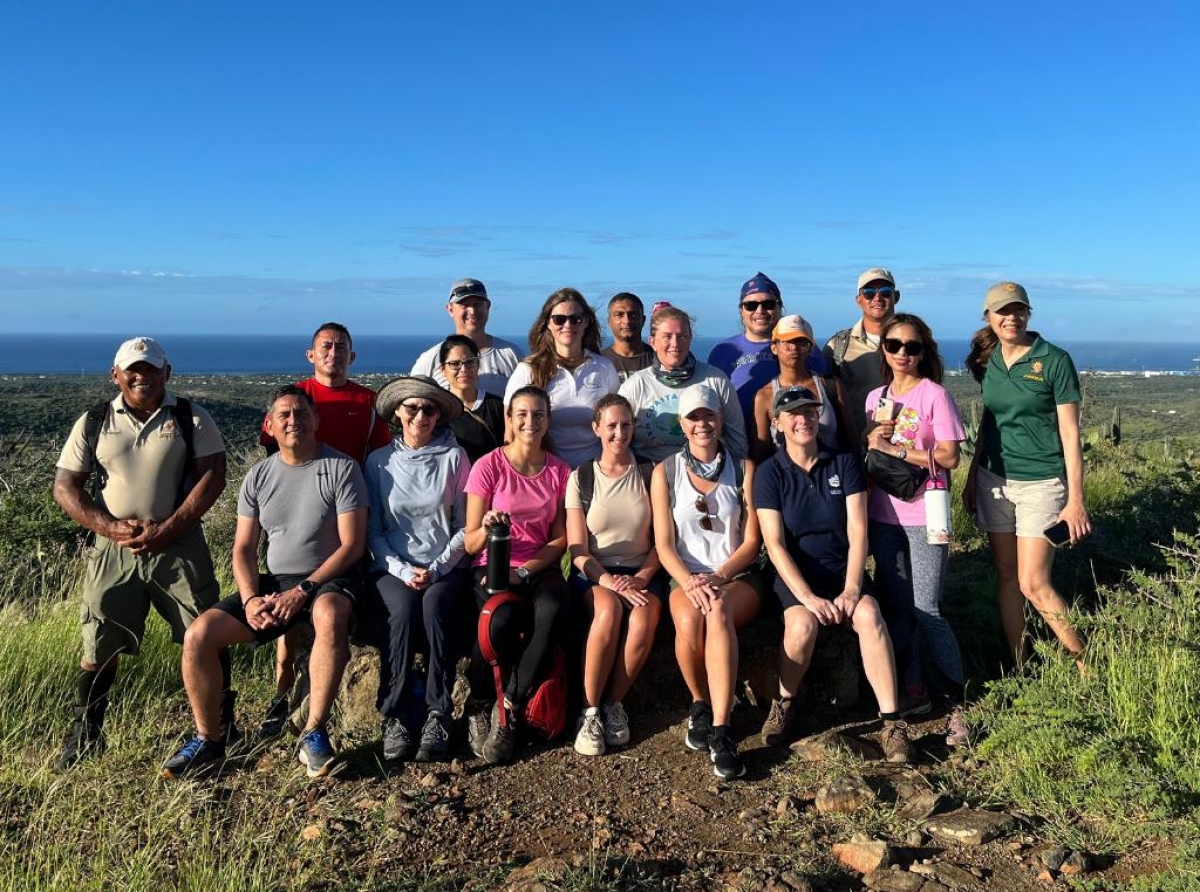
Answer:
[{"left": 1104, "top": 406, "right": 1122, "bottom": 446}]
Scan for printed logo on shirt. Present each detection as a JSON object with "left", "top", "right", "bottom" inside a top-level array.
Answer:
[
  {"left": 158, "top": 418, "right": 179, "bottom": 438},
  {"left": 829, "top": 474, "right": 843, "bottom": 495}
]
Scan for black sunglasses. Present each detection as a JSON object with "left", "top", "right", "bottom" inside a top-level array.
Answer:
[
  {"left": 882, "top": 338, "right": 925, "bottom": 357},
  {"left": 549, "top": 313, "right": 585, "bottom": 327},
  {"left": 861, "top": 286, "right": 897, "bottom": 300},
  {"left": 740, "top": 299, "right": 779, "bottom": 312},
  {"left": 400, "top": 402, "right": 440, "bottom": 417}
]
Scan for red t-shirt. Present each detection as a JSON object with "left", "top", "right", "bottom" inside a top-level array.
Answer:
[{"left": 259, "top": 377, "right": 392, "bottom": 464}]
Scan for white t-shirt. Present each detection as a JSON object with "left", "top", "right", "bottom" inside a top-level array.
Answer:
[{"left": 410, "top": 336, "right": 524, "bottom": 397}]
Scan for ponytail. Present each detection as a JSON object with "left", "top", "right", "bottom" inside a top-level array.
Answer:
[{"left": 965, "top": 324, "right": 998, "bottom": 383}]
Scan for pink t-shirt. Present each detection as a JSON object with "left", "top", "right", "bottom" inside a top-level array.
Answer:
[
  {"left": 864, "top": 379, "right": 965, "bottom": 526},
  {"left": 466, "top": 448, "right": 571, "bottom": 567}
]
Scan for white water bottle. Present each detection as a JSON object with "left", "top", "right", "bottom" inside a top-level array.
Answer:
[{"left": 925, "top": 473, "right": 951, "bottom": 545}]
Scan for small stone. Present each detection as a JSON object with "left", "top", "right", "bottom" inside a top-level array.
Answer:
[
  {"left": 832, "top": 839, "right": 893, "bottom": 874},
  {"left": 1060, "top": 851, "right": 1093, "bottom": 876},
  {"left": 898, "top": 789, "right": 945, "bottom": 820},
  {"left": 300, "top": 824, "right": 322, "bottom": 841},
  {"left": 507, "top": 857, "right": 570, "bottom": 883},
  {"left": 791, "top": 731, "right": 883, "bottom": 762},
  {"left": 815, "top": 776, "right": 876, "bottom": 815},
  {"left": 1036, "top": 869, "right": 1055, "bottom": 883},
  {"left": 968, "top": 867, "right": 984, "bottom": 878},
  {"left": 778, "top": 870, "right": 813, "bottom": 892},
  {"left": 419, "top": 771, "right": 444, "bottom": 789},
  {"left": 1039, "top": 846, "right": 1069, "bottom": 871},
  {"left": 904, "top": 830, "right": 925, "bottom": 846},
  {"left": 909, "top": 863, "right": 935, "bottom": 875},
  {"left": 776, "top": 795, "right": 801, "bottom": 817},
  {"left": 931, "top": 862, "right": 980, "bottom": 889},
  {"left": 923, "top": 808, "right": 1016, "bottom": 846},
  {"left": 863, "top": 867, "right": 924, "bottom": 892}
]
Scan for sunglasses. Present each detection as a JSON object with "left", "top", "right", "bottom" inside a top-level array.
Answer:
[
  {"left": 882, "top": 338, "right": 926, "bottom": 357},
  {"left": 740, "top": 299, "right": 780, "bottom": 312},
  {"left": 400, "top": 402, "right": 440, "bottom": 418},
  {"left": 860, "top": 287, "right": 897, "bottom": 300},
  {"left": 451, "top": 287, "right": 486, "bottom": 303},
  {"left": 694, "top": 494, "right": 715, "bottom": 532},
  {"left": 549, "top": 313, "right": 585, "bottom": 327},
  {"left": 442, "top": 357, "right": 479, "bottom": 371}
]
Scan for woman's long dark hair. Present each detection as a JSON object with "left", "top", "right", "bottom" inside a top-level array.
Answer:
[
  {"left": 524, "top": 288, "right": 602, "bottom": 390},
  {"left": 965, "top": 318, "right": 997, "bottom": 383},
  {"left": 879, "top": 313, "right": 944, "bottom": 385}
]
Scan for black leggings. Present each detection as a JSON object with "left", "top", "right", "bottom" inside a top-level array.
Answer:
[{"left": 469, "top": 567, "right": 567, "bottom": 708}]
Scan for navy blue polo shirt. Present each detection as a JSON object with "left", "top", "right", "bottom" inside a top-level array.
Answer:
[{"left": 753, "top": 448, "right": 866, "bottom": 596}]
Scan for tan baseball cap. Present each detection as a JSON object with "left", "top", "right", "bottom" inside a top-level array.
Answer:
[
  {"left": 678, "top": 385, "right": 722, "bottom": 419},
  {"left": 984, "top": 281, "right": 1031, "bottom": 313},
  {"left": 772, "top": 314, "right": 815, "bottom": 343},
  {"left": 857, "top": 267, "right": 895, "bottom": 290},
  {"left": 113, "top": 336, "right": 168, "bottom": 370}
]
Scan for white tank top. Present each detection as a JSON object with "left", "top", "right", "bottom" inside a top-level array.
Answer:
[
  {"left": 770, "top": 376, "right": 838, "bottom": 449},
  {"left": 671, "top": 453, "right": 742, "bottom": 574}
]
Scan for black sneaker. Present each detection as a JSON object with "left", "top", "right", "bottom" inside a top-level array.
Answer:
[
  {"left": 466, "top": 705, "right": 491, "bottom": 759},
  {"left": 55, "top": 715, "right": 106, "bottom": 771},
  {"left": 219, "top": 689, "right": 243, "bottom": 748},
  {"left": 415, "top": 711, "right": 451, "bottom": 762},
  {"left": 381, "top": 716, "right": 415, "bottom": 762},
  {"left": 685, "top": 701, "right": 713, "bottom": 752},
  {"left": 161, "top": 735, "right": 226, "bottom": 779},
  {"left": 709, "top": 726, "right": 746, "bottom": 780},
  {"left": 257, "top": 695, "right": 291, "bottom": 741}
]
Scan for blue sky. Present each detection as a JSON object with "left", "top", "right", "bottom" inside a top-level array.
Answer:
[{"left": 2, "top": 2, "right": 1197, "bottom": 343}]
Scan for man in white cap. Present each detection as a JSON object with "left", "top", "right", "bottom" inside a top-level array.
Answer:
[
  {"left": 823, "top": 268, "right": 901, "bottom": 450},
  {"left": 52, "top": 336, "right": 229, "bottom": 769},
  {"left": 410, "top": 278, "right": 524, "bottom": 397}
]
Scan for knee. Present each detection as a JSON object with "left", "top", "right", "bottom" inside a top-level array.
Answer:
[
  {"left": 183, "top": 613, "right": 217, "bottom": 654},
  {"left": 852, "top": 595, "right": 887, "bottom": 635},
  {"left": 783, "top": 610, "right": 817, "bottom": 652},
  {"left": 705, "top": 599, "right": 733, "bottom": 632},
  {"left": 628, "top": 602, "right": 661, "bottom": 639},
  {"left": 673, "top": 610, "right": 703, "bottom": 645},
  {"left": 312, "top": 595, "right": 352, "bottom": 637}
]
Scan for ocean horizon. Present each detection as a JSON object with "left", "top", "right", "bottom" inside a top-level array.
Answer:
[{"left": 6, "top": 333, "right": 1199, "bottom": 376}]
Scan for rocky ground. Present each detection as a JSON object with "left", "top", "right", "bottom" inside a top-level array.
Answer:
[{"left": 247, "top": 683, "right": 1172, "bottom": 892}]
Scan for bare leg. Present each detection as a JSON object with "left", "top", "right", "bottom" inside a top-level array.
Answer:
[
  {"left": 988, "top": 531, "right": 1027, "bottom": 664},
  {"left": 706, "top": 582, "right": 760, "bottom": 726},
  {"left": 581, "top": 587, "right": 623, "bottom": 709},
  {"left": 778, "top": 605, "right": 819, "bottom": 698},
  {"left": 851, "top": 595, "right": 899, "bottom": 714},
  {"left": 669, "top": 588, "right": 710, "bottom": 705},
  {"left": 181, "top": 611, "right": 256, "bottom": 740},
  {"left": 274, "top": 631, "right": 298, "bottom": 698},
  {"left": 606, "top": 596, "right": 662, "bottom": 703},
  {"left": 303, "top": 593, "right": 352, "bottom": 731},
  {"left": 1017, "top": 536, "right": 1085, "bottom": 662}
]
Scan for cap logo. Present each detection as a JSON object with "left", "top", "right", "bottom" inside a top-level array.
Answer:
[{"left": 133, "top": 339, "right": 148, "bottom": 352}]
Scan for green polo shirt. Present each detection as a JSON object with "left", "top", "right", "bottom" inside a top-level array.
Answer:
[{"left": 979, "top": 335, "right": 1080, "bottom": 481}]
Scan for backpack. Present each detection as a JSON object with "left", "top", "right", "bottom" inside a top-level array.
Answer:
[
  {"left": 829, "top": 328, "right": 853, "bottom": 369},
  {"left": 82, "top": 397, "right": 196, "bottom": 504},
  {"left": 476, "top": 591, "right": 568, "bottom": 739},
  {"left": 574, "top": 459, "right": 654, "bottom": 516}
]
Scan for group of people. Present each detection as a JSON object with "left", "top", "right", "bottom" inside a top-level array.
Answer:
[{"left": 52, "top": 270, "right": 1091, "bottom": 783}]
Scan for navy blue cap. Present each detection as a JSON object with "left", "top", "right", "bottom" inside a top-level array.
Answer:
[{"left": 739, "top": 271, "right": 780, "bottom": 302}]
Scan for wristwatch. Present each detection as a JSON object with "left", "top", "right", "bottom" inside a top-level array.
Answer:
[
  {"left": 299, "top": 580, "right": 318, "bottom": 596},
  {"left": 515, "top": 566, "right": 530, "bottom": 583},
  {"left": 896, "top": 447, "right": 908, "bottom": 461}
]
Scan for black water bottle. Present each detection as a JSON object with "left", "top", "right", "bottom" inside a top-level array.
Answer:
[{"left": 486, "top": 519, "right": 511, "bottom": 594}]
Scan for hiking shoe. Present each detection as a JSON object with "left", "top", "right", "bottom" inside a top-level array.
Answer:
[
  {"left": 297, "top": 727, "right": 337, "bottom": 778},
  {"left": 898, "top": 683, "right": 932, "bottom": 718},
  {"left": 482, "top": 703, "right": 516, "bottom": 765},
  {"left": 881, "top": 720, "right": 912, "bottom": 764},
  {"left": 946, "top": 707, "right": 969, "bottom": 748},
  {"left": 55, "top": 717, "right": 106, "bottom": 771},
  {"left": 574, "top": 709, "right": 606, "bottom": 757},
  {"left": 467, "top": 704, "right": 492, "bottom": 759},
  {"left": 709, "top": 726, "right": 746, "bottom": 780},
  {"left": 381, "top": 716, "right": 415, "bottom": 762},
  {"left": 415, "top": 711, "right": 451, "bottom": 762},
  {"left": 685, "top": 701, "right": 714, "bottom": 752},
  {"left": 161, "top": 735, "right": 226, "bottom": 779},
  {"left": 760, "top": 697, "right": 798, "bottom": 747},
  {"left": 257, "top": 695, "right": 291, "bottom": 741},
  {"left": 602, "top": 701, "right": 630, "bottom": 747}
]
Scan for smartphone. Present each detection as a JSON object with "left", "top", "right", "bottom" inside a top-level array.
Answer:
[
  {"left": 873, "top": 397, "right": 896, "bottom": 423},
  {"left": 1044, "top": 520, "right": 1071, "bottom": 547}
]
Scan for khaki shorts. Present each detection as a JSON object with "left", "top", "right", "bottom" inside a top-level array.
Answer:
[
  {"left": 974, "top": 465, "right": 1067, "bottom": 539},
  {"left": 80, "top": 525, "right": 220, "bottom": 665}
]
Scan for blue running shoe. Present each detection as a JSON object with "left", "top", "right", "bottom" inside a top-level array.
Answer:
[
  {"left": 297, "top": 727, "right": 337, "bottom": 778},
  {"left": 161, "top": 735, "right": 225, "bottom": 779}
]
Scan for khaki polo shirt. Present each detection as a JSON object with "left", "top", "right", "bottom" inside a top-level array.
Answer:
[
  {"left": 979, "top": 335, "right": 1080, "bottom": 481},
  {"left": 58, "top": 393, "right": 226, "bottom": 522},
  {"left": 825, "top": 319, "right": 882, "bottom": 445}
]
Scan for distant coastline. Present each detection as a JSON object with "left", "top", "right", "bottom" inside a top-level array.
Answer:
[{"left": 6, "top": 333, "right": 1199, "bottom": 376}]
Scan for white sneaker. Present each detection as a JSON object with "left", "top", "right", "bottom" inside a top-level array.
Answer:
[
  {"left": 602, "top": 701, "right": 630, "bottom": 747},
  {"left": 573, "top": 709, "right": 606, "bottom": 756}
]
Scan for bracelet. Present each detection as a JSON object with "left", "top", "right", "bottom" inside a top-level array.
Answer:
[{"left": 243, "top": 594, "right": 262, "bottom": 608}]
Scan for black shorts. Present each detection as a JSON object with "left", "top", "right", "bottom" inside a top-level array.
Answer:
[
  {"left": 774, "top": 573, "right": 874, "bottom": 611},
  {"left": 211, "top": 573, "right": 359, "bottom": 645}
]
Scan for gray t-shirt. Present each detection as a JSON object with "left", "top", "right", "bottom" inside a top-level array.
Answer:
[{"left": 238, "top": 444, "right": 367, "bottom": 575}]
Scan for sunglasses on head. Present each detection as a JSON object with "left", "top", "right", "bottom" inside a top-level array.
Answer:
[
  {"left": 741, "top": 299, "right": 779, "bottom": 312},
  {"left": 442, "top": 357, "right": 479, "bottom": 371},
  {"left": 694, "top": 494, "right": 715, "bottom": 532},
  {"left": 882, "top": 338, "right": 925, "bottom": 357},
  {"left": 549, "top": 313, "right": 585, "bottom": 327},
  {"left": 400, "top": 401, "right": 440, "bottom": 418},
  {"left": 861, "top": 287, "right": 896, "bottom": 300}
]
